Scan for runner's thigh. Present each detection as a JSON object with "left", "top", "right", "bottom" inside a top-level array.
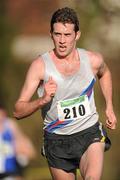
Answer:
[
  {"left": 49, "top": 167, "right": 76, "bottom": 180},
  {"left": 80, "top": 142, "right": 105, "bottom": 180}
]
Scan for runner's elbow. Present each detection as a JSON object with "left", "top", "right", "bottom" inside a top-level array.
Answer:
[
  {"left": 13, "top": 111, "right": 22, "bottom": 120},
  {"left": 13, "top": 103, "right": 24, "bottom": 120}
]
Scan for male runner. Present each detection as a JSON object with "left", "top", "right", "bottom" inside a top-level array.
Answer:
[{"left": 14, "top": 7, "right": 117, "bottom": 180}]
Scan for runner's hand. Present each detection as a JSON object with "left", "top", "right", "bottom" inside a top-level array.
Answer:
[
  {"left": 105, "top": 108, "right": 117, "bottom": 129},
  {"left": 43, "top": 77, "right": 57, "bottom": 103}
]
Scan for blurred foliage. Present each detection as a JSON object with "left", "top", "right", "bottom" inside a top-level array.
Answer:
[
  {"left": 0, "top": 0, "right": 120, "bottom": 179},
  {"left": 0, "top": 0, "right": 18, "bottom": 107}
]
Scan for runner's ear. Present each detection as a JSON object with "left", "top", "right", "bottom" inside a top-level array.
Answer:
[{"left": 75, "top": 31, "right": 81, "bottom": 41}]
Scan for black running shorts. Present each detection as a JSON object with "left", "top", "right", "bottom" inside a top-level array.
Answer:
[{"left": 42, "top": 122, "right": 111, "bottom": 172}]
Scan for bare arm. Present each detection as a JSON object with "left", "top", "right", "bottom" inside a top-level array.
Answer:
[
  {"left": 14, "top": 57, "right": 57, "bottom": 119},
  {"left": 88, "top": 51, "right": 117, "bottom": 129},
  {"left": 10, "top": 119, "right": 36, "bottom": 160}
]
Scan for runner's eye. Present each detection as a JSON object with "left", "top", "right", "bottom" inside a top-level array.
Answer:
[{"left": 65, "top": 34, "right": 71, "bottom": 37}]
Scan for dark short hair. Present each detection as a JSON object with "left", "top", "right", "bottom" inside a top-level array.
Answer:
[{"left": 50, "top": 7, "right": 80, "bottom": 33}]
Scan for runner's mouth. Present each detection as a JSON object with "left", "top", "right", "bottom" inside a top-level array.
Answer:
[{"left": 59, "top": 46, "right": 66, "bottom": 51}]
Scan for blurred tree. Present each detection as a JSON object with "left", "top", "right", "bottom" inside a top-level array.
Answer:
[
  {"left": 0, "top": 0, "right": 12, "bottom": 105},
  {"left": 0, "top": 0, "right": 20, "bottom": 112}
]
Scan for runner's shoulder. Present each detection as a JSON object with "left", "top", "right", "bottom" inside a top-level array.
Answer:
[
  {"left": 86, "top": 50, "right": 104, "bottom": 69},
  {"left": 31, "top": 56, "right": 45, "bottom": 68}
]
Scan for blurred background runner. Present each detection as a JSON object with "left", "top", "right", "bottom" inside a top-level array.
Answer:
[{"left": 0, "top": 101, "right": 36, "bottom": 180}]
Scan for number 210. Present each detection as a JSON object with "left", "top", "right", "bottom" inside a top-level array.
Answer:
[{"left": 63, "top": 105, "right": 85, "bottom": 119}]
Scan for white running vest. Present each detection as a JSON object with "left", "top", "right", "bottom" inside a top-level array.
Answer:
[{"left": 38, "top": 48, "right": 99, "bottom": 135}]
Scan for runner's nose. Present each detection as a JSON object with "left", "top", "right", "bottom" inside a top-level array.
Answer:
[{"left": 59, "top": 35, "right": 65, "bottom": 44}]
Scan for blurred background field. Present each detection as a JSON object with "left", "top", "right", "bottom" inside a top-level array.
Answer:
[{"left": 0, "top": 0, "right": 120, "bottom": 179}]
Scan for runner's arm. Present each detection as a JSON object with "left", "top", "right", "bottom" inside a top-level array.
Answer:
[
  {"left": 88, "top": 51, "right": 117, "bottom": 129},
  {"left": 10, "top": 120, "right": 36, "bottom": 160},
  {"left": 14, "top": 58, "right": 57, "bottom": 119}
]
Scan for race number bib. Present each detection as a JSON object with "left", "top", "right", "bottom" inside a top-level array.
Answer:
[
  {"left": 57, "top": 95, "right": 91, "bottom": 121},
  {"left": 0, "top": 138, "right": 14, "bottom": 157},
  {"left": 0, "top": 138, "right": 14, "bottom": 172}
]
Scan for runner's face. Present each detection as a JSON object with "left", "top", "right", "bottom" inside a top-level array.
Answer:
[{"left": 51, "top": 22, "right": 80, "bottom": 58}]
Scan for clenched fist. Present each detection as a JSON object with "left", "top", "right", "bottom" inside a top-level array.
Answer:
[{"left": 43, "top": 76, "right": 57, "bottom": 103}]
